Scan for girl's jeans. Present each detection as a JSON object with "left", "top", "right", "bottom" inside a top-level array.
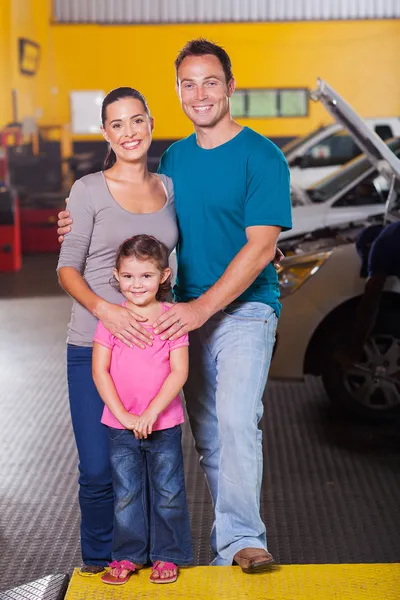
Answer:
[
  {"left": 67, "top": 344, "right": 114, "bottom": 566},
  {"left": 108, "top": 425, "right": 193, "bottom": 565},
  {"left": 184, "top": 302, "right": 278, "bottom": 566}
]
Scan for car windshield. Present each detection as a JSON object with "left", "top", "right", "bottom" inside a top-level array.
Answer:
[
  {"left": 306, "top": 138, "right": 400, "bottom": 203},
  {"left": 281, "top": 125, "right": 331, "bottom": 157}
]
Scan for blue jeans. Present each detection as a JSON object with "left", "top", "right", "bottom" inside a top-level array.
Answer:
[
  {"left": 108, "top": 425, "right": 193, "bottom": 565},
  {"left": 184, "top": 302, "right": 278, "bottom": 565},
  {"left": 67, "top": 344, "right": 114, "bottom": 566}
]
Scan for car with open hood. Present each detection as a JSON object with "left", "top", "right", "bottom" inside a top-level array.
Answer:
[
  {"left": 282, "top": 137, "right": 400, "bottom": 242},
  {"left": 284, "top": 117, "right": 400, "bottom": 188},
  {"left": 271, "top": 79, "right": 400, "bottom": 421}
]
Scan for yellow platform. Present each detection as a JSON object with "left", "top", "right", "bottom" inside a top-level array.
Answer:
[{"left": 65, "top": 563, "right": 400, "bottom": 600}]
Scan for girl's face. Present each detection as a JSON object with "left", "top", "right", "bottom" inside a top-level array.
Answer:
[
  {"left": 101, "top": 97, "right": 154, "bottom": 164},
  {"left": 114, "top": 256, "right": 170, "bottom": 307}
]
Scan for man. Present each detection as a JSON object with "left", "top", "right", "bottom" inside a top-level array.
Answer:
[
  {"left": 341, "top": 220, "right": 400, "bottom": 363},
  {"left": 58, "top": 38, "right": 292, "bottom": 571}
]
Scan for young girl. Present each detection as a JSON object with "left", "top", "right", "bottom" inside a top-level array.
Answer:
[{"left": 92, "top": 234, "right": 193, "bottom": 585}]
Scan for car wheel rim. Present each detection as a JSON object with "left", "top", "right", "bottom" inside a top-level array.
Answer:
[{"left": 342, "top": 334, "right": 400, "bottom": 410}]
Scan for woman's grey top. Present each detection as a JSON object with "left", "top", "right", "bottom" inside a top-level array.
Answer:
[{"left": 57, "top": 171, "right": 178, "bottom": 347}]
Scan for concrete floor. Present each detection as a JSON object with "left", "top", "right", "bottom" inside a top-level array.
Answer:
[{"left": 1, "top": 254, "right": 399, "bottom": 596}]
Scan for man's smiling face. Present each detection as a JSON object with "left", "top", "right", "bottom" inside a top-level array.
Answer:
[{"left": 177, "top": 54, "right": 235, "bottom": 129}]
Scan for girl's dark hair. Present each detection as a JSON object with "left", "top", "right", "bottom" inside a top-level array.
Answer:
[
  {"left": 114, "top": 234, "right": 171, "bottom": 301},
  {"left": 175, "top": 38, "right": 233, "bottom": 84},
  {"left": 102, "top": 87, "right": 150, "bottom": 170}
]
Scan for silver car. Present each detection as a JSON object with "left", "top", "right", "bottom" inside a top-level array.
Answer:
[{"left": 271, "top": 80, "right": 400, "bottom": 420}]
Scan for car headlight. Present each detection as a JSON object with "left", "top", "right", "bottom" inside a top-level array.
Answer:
[{"left": 277, "top": 251, "right": 331, "bottom": 298}]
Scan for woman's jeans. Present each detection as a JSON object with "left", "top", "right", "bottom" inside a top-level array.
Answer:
[
  {"left": 184, "top": 302, "right": 278, "bottom": 566},
  {"left": 108, "top": 425, "right": 193, "bottom": 565},
  {"left": 67, "top": 344, "right": 114, "bottom": 566}
]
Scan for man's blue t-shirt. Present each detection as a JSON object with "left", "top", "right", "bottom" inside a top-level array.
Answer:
[{"left": 159, "top": 126, "right": 292, "bottom": 316}]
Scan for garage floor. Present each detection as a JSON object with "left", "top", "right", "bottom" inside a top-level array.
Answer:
[{"left": 0, "top": 255, "right": 399, "bottom": 596}]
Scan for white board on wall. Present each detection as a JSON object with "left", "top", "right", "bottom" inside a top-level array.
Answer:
[{"left": 70, "top": 91, "right": 105, "bottom": 134}]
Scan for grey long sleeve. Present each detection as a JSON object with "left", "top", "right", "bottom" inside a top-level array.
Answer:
[{"left": 57, "top": 171, "right": 178, "bottom": 346}]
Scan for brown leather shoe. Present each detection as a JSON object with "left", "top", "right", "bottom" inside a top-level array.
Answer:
[{"left": 233, "top": 548, "right": 275, "bottom": 573}]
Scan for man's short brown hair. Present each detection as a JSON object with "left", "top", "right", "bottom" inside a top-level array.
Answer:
[{"left": 175, "top": 38, "right": 233, "bottom": 83}]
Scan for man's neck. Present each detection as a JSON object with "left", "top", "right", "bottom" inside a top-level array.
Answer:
[{"left": 195, "top": 116, "right": 243, "bottom": 150}]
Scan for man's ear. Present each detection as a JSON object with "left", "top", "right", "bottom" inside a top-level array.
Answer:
[{"left": 227, "top": 77, "right": 236, "bottom": 98}]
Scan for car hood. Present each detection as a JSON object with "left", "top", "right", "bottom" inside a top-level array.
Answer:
[
  {"left": 281, "top": 204, "right": 328, "bottom": 240},
  {"left": 291, "top": 181, "right": 311, "bottom": 206},
  {"left": 311, "top": 79, "right": 400, "bottom": 184},
  {"left": 280, "top": 215, "right": 384, "bottom": 256}
]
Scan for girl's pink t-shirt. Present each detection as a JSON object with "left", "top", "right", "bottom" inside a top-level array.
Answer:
[{"left": 93, "top": 303, "right": 188, "bottom": 431}]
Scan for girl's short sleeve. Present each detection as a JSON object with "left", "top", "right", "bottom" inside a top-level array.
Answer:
[
  {"left": 169, "top": 333, "right": 189, "bottom": 352},
  {"left": 93, "top": 320, "right": 115, "bottom": 350}
]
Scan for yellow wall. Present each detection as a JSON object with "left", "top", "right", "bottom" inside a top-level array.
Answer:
[
  {"left": 0, "top": 2, "right": 12, "bottom": 125},
  {"left": 2, "top": 6, "right": 400, "bottom": 141},
  {"left": 50, "top": 19, "right": 400, "bottom": 140},
  {"left": 0, "top": 0, "right": 52, "bottom": 129}
]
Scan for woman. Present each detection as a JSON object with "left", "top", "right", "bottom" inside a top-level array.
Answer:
[{"left": 57, "top": 87, "right": 179, "bottom": 576}]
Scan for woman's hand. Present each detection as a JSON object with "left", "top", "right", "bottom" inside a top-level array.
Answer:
[{"left": 96, "top": 301, "right": 153, "bottom": 349}]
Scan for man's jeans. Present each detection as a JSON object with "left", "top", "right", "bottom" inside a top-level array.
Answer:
[
  {"left": 67, "top": 344, "right": 114, "bottom": 566},
  {"left": 108, "top": 425, "right": 193, "bottom": 565},
  {"left": 184, "top": 302, "right": 278, "bottom": 566}
]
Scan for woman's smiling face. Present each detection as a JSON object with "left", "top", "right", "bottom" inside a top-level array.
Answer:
[{"left": 101, "top": 97, "right": 154, "bottom": 164}]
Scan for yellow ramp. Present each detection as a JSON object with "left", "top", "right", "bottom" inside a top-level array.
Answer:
[{"left": 65, "top": 563, "right": 400, "bottom": 600}]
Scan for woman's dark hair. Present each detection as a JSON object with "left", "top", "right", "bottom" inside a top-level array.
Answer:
[
  {"left": 113, "top": 234, "right": 171, "bottom": 301},
  {"left": 102, "top": 87, "right": 150, "bottom": 170},
  {"left": 175, "top": 38, "right": 233, "bottom": 84}
]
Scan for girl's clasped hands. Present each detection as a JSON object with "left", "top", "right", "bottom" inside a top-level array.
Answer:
[{"left": 123, "top": 408, "right": 159, "bottom": 439}]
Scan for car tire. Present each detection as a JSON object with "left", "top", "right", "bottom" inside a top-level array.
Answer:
[{"left": 322, "top": 309, "right": 400, "bottom": 421}]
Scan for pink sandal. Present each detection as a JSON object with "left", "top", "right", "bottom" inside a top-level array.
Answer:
[
  {"left": 101, "top": 560, "right": 137, "bottom": 585},
  {"left": 150, "top": 561, "right": 178, "bottom": 584}
]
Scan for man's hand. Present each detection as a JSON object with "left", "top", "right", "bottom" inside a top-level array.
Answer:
[
  {"left": 133, "top": 407, "right": 159, "bottom": 439},
  {"left": 273, "top": 247, "right": 284, "bottom": 268},
  {"left": 153, "top": 302, "right": 209, "bottom": 341},
  {"left": 97, "top": 302, "right": 153, "bottom": 349},
  {"left": 57, "top": 199, "right": 72, "bottom": 244}
]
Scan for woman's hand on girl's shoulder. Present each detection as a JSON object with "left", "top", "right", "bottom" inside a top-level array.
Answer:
[{"left": 95, "top": 301, "right": 153, "bottom": 349}]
